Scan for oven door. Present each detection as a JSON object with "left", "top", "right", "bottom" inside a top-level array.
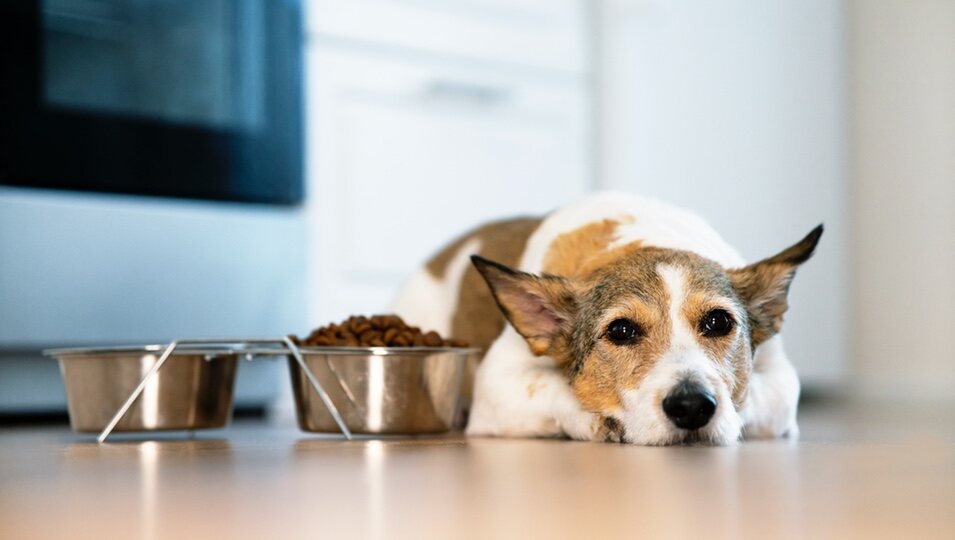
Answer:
[{"left": 0, "top": 0, "right": 303, "bottom": 204}]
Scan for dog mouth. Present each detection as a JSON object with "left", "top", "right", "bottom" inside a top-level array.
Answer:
[
  {"left": 615, "top": 417, "right": 739, "bottom": 446},
  {"left": 669, "top": 428, "right": 724, "bottom": 446},
  {"left": 641, "top": 428, "right": 734, "bottom": 446}
]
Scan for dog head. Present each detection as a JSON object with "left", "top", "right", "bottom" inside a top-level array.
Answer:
[{"left": 472, "top": 225, "right": 822, "bottom": 445}]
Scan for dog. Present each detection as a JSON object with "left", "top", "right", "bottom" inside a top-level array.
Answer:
[{"left": 394, "top": 191, "right": 821, "bottom": 445}]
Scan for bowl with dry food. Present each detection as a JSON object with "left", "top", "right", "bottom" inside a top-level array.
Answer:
[
  {"left": 44, "top": 344, "right": 243, "bottom": 434},
  {"left": 289, "top": 315, "right": 479, "bottom": 435}
]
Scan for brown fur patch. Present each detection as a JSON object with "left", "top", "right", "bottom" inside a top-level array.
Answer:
[
  {"left": 426, "top": 217, "right": 542, "bottom": 352},
  {"left": 572, "top": 351, "right": 625, "bottom": 412},
  {"left": 425, "top": 217, "right": 541, "bottom": 408},
  {"left": 542, "top": 217, "right": 643, "bottom": 280}
]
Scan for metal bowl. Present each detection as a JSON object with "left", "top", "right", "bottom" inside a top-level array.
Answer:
[
  {"left": 288, "top": 347, "right": 479, "bottom": 435},
  {"left": 45, "top": 345, "right": 240, "bottom": 433}
]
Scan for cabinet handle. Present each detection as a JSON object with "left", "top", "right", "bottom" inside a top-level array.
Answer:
[{"left": 423, "top": 80, "right": 512, "bottom": 106}]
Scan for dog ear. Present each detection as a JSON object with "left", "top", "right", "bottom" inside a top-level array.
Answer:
[
  {"left": 727, "top": 225, "right": 823, "bottom": 347},
  {"left": 471, "top": 255, "right": 578, "bottom": 356}
]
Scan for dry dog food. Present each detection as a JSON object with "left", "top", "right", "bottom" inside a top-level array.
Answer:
[{"left": 295, "top": 314, "right": 469, "bottom": 348}]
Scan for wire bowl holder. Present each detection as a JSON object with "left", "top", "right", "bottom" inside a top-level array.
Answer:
[{"left": 93, "top": 337, "right": 352, "bottom": 443}]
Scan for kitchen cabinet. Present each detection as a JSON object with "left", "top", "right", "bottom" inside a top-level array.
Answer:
[
  {"left": 303, "top": 7, "right": 591, "bottom": 325},
  {"left": 307, "top": 0, "right": 588, "bottom": 72}
]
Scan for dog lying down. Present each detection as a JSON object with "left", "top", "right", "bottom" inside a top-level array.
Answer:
[{"left": 394, "top": 192, "right": 822, "bottom": 445}]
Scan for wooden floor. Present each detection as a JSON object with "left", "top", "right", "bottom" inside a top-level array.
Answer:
[{"left": 1, "top": 400, "right": 953, "bottom": 540}]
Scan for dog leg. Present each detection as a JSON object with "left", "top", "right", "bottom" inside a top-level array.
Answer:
[
  {"left": 740, "top": 335, "right": 800, "bottom": 439},
  {"left": 467, "top": 327, "right": 600, "bottom": 440}
]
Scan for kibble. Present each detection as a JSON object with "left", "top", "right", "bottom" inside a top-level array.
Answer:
[{"left": 294, "top": 314, "right": 469, "bottom": 348}]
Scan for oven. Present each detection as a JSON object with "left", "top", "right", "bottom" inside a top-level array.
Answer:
[{"left": 0, "top": 0, "right": 303, "bottom": 204}]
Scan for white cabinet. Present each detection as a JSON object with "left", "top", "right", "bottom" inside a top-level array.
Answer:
[
  {"left": 304, "top": 48, "right": 590, "bottom": 324},
  {"left": 307, "top": 0, "right": 588, "bottom": 73}
]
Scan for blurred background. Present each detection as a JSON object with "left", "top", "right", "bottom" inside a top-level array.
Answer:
[{"left": 0, "top": 0, "right": 951, "bottom": 418}]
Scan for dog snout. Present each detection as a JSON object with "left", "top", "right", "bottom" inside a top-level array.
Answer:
[{"left": 662, "top": 380, "right": 717, "bottom": 430}]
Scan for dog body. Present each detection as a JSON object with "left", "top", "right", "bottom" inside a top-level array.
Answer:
[{"left": 394, "top": 192, "right": 817, "bottom": 445}]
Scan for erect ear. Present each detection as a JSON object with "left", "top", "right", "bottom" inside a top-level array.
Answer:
[
  {"left": 727, "top": 225, "right": 824, "bottom": 347},
  {"left": 471, "top": 255, "right": 578, "bottom": 356}
]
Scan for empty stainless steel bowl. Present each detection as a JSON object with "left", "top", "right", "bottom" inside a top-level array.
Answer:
[
  {"left": 46, "top": 346, "right": 239, "bottom": 433},
  {"left": 288, "top": 347, "right": 479, "bottom": 435}
]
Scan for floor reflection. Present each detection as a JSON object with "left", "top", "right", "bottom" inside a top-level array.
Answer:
[
  {"left": 366, "top": 440, "right": 386, "bottom": 540},
  {"left": 140, "top": 441, "right": 159, "bottom": 540},
  {"left": 4, "top": 400, "right": 951, "bottom": 539}
]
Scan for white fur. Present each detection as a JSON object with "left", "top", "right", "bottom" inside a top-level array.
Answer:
[
  {"left": 467, "top": 326, "right": 598, "bottom": 440},
  {"left": 395, "top": 191, "right": 801, "bottom": 444},
  {"left": 739, "top": 335, "right": 800, "bottom": 439}
]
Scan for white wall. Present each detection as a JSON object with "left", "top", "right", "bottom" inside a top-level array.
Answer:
[
  {"left": 850, "top": 0, "right": 955, "bottom": 401},
  {"left": 597, "top": 0, "right": 848, "bottom": 385}
]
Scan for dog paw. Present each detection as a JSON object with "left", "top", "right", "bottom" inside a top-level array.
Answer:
[
  {"left": 594, "top": 416, "right": 626, "bottom": 443},
  {"left": 780, "top": 421, "right": 800, "bottom": 440}
]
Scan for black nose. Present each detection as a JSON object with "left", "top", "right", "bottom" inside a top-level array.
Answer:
[{"left": 662, "top": 381, "right": 717, "bottom": 430}]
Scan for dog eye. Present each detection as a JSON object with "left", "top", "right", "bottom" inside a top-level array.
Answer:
[
  {"left": 700, "top": 309, "right": 734, "bottom": 337},
  {"left": 606, "top": 318, "right": 641, "bottom": 345}
]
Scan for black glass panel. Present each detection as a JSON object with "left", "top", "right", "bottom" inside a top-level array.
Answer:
[{"left": 0, "top": 0, "right": 303, "bottom": 205}]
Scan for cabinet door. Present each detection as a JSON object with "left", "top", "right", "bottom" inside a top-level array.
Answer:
[
  {"left": 307, "top": 0, "right": 588, "bottom": 73},
  {"left": 305, "top": 48, "right": 590, "bottom": 324}
]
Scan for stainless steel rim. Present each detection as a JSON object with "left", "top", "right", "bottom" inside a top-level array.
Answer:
[
  {"left": 293, "top": 346, "right": 482, "bottom": 356},
  {"left": 46, "top": 344, "right": 482, "bottom": 358},
  {"left": 44, "top": 342, "right": 288, "bottom": 357}
]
